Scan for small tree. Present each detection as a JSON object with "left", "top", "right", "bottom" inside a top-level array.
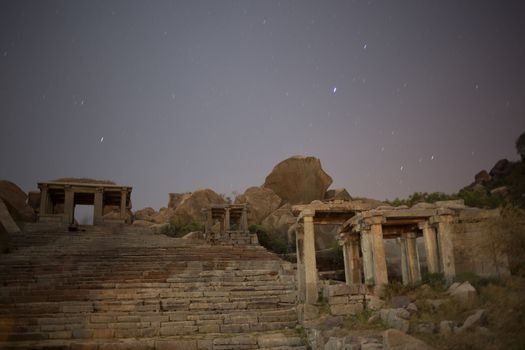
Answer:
[{"left": 517, "top": 131, "right": 525, "bottom": 161}]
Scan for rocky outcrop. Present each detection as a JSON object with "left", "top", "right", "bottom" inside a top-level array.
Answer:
[
  {"left": 262, "top": 156, "right": 333, "bottom": 204},
  {"left": 448, "top": 281, "right": 478, "bottom": 307},
  {"left": 0, "top": 221, "right": 9, "bottom": 253},
  {"left": 173, "top": 188, "right": 226, "bottom": 225},
  {"left": 0, "top": 199, "right": 21, "bottom": 234},
  {"left": 134, "top": 207, "right": 157, "bottom": 221},
  {"left": 234, "top": 186, "right": 282, "bottom": 224},
  {"left": 168, "top": 192, "right": 191, "bottom": 209},
  {"left": 324, "top": 188, "right": 352, "bottom": 201},
  {"left": 0, "top": 180, "right": 35, "bottom": 222},
  {"left": 261, "top": 204, "right": 296, "bottom": 237}
]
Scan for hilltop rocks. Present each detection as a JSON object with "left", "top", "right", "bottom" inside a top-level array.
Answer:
[
  {"left": 261, "top": 203, "right": 296, "bottom": 237},
  {"left": 324, "top": 188, "right": 352, "bottom": 201},
  {"left": 234, "top": 186, "right": 282, "bottom": 224},
  {"left": 168, "top": 192, "right": 191, "bottom": 209},
  {"left": 0, "top": 180, "right": 35, "bottom": 222},
  {"left": 173, "top": 188, "right": 225, "bottom": 225},
  {"left": 263, "top": 156, "right": 333, "bottom": 204},
  {"left": 134, "top": 207, "right": 157, "bottom": 221}
]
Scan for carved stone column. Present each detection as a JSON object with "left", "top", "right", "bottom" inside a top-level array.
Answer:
[
  {"left": 398, "top": 235, "right": 409, "bottom": 285},
  {"left": 368, "top": 214, "right": 388, "bottom": 286},
  {"left": 360, "top": 229, "right": 375, "bottom": 285},
  {"left": 432, "top": 213, "right": 456, "bottom": 281},
  {"left": 295, "top": 224, "right": 306, "bottom": 303},
  {"left": 406, "top": 232, "right": 421, "bottom": 283},
  {"left": 224, "top": 207, "right": 230, "bottom": 232},
  {"left": 240, "top": 205, "right": 248, "bottom": 232},
  {"left": 343, "top": 236, "right": 361, "bottom": 285},
  {"left": 63, "top": 186, "right": 74, "bottom": 225},
  {"left": 303, "top": 209, "right": 318, "bottom": 304},
  {"left": 120, "top": 190, "right": 127, "bottom": 221},
  {"left": 38, "top": 184, "right": 48, "bottom": 217},
  {"left": 94, "top": 188, "right": 103, "bottom": 224},
  {"left": 419, "top": 221, "right": 439, "bottom": 274}
]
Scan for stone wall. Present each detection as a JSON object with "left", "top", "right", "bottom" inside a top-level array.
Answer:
[
  {"left": 322, "top": 283, "right": 369, "bottom": 317},
  {"left": 452, "top": 211, "right": 510, "bottom": 278}
]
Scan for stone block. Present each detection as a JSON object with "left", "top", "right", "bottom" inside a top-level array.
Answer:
[
  {"left": 330, "top": 303, "right": 363, "bottom": 316},
  {"left": 329, "top": 296, "right": 349, "bottom": 305},
  {"left": 72, "top": 329, "right": 94, "bottom": 339}
]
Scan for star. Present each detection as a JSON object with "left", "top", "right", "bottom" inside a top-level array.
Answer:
[
  {"left": 333, "top": 87, "right": 337, "bottom": 93},
  {"left": 100, "top": 137, "right": 104, "bottom": 143},
  {"left": 363, "top": 43, "right": 367, "bottom": 50}
]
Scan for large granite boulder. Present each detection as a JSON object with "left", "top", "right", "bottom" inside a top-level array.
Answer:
[
  {"left": 234, "top": 186, "right": 282, "bottom": 224},
  {"left": 134, "top": 207, "right": 157, "bottom": 221},
  {"left": 173, "top": 188, "right": 226, "bottom": 225},
  {"left": 0, "top": 221, "right": 9, "bottom": 253},
  {"left": 261, "top": 203, "right": 296, "bottom": 237},
  {"left": 152, "top": 207, "right": 175, "bottom": 224},
  {"left": 262, "top": 156, "right": 333, "bottom": 204},
  {"left": 0, "top": 180, "right": 35, "bottom": 222},
  {"left": 324, "top": 188, "right": 352, "bottom": 201},
  {"left": 168, "top": 192, "right": 191, "bottom": 209}
]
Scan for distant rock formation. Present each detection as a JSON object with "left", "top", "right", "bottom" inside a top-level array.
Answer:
[
  {"left": 0, "top": 180, "right": 35, "bottom": 222},
  {"left": 234, "top": 186, "right": 282, "bottom": 224},
  {"left": 173, "top": 188, "right": 226, "bottom": 225},
  {"left": 262, "top": 156, "right": 333, "bottom": 205},
  {"left": 324, "top": 188, "right": 352, "bottom": 201}
]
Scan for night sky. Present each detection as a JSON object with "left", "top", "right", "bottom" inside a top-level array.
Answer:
[{"left": 1, "top": 1, "right": 525, "bottom": 210}]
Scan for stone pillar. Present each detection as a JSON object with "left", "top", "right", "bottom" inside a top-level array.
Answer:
[
  {"left": 303, "top": 210, "right": 318, "bottom": 304},
  {"left": 94, "top": 188, "right": 103, "bottom": 224},
  {"left": 224, "top": 208, "right": 230, "bottom": 232},
  {"left": 398, "top": 235, "right": 409, "bottom": 285},
  {"left": 369, "top": 215, "right": 388, "bottom": 286},
  {"left": 433, "top": 214, "right": 456, "bottom": 281},
  {"left": 419, "top": 221, "right": 439, "bottom": 274},
  {"left": 240, "top": 205, "right": 248, "bottom": 232},
  {"left": 39, "top": 184, "right": 48, "bottom": 216},
  {"left": 343, "top": 236, "right": 361, "bottom": 285},
  {"left": 406, "top": 232, "right": 421, "bottom": 283},
  {"left": 63, "top": 186, "right": 74, "bottom": 225},
  {"left": 295, "top": 224, "right": 306, "bottom": 303},
  {"left": 205, "top": 208, "right": 213, "bottom": 236},
  {"left": 361, "top": 229, "right": 375, "bottom": 285},
  {"left": 120, "top": 190, "right": 127, "bottom": 221}
]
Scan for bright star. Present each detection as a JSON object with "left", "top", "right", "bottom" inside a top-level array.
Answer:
[
  {"left": 100, "top": 137, "right": 104, "bottom": 143},
  {"left": 333, "top": 87, "right": 337, "bottom": 93}
]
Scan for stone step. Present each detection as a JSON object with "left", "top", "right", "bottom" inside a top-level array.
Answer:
[{"left": 0, "top": 330, "right": 306, "bottom": 349}]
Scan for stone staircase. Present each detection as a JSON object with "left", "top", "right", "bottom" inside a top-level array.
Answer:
[{"left": 0, "top": 225, "right": 304, "bottom": 349}]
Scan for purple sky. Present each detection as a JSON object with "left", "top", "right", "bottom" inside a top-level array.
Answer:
[{"left": 1, "top": 1, "right": 525, "bottom": 210}]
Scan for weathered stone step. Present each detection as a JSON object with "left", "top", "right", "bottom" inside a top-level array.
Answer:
[{"left": 0, "top": 330, "right": 305, "bottom": 349}]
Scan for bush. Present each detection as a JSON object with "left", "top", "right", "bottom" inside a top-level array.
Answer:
[
  {"left": 248, "top": 224, "right": 289, "bottom": 254},
  {"left": 163, "top": 217, "right": 204, "bottom": 237},
  {"left": 421, "top": 272, "right": 447, "bottom": 291}
]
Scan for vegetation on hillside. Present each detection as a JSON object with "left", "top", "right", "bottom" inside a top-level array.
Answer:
[
  {"left": 248, "top": 224, "right": 290, "bottom": 254},
  {"left": 162, "top": 217, "right": 204, "bottom": 237},
  {"left": 387, "top": 190, "right": 505, "bottom": 209}
]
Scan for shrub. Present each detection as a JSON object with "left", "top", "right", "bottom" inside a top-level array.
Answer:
[
  {"left": 248, "top": 224, "right": 289, "bottom": 254},
  {"left": 421, "top": 272, "right": 447, "bottom": 291},
  {"left": 163, "top": 217, "right": 204, "bottom": 237}
]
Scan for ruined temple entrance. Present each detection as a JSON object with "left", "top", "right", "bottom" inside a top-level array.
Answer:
[{"left": 37, "top": 181, "right": 132, "bottom": 225}]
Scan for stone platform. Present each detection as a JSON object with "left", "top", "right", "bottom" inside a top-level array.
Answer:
[{"left": 0, "top": 225, "right": 305, "bottom": 349}]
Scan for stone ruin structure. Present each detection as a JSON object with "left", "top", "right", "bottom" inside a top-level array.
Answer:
[
  {"left": 292, "top": 200, "right": 510, "bottom": 305},
  {"left": 203, "top": 203, "right": 259, "bottom": 245},
  {"left": 291, "top": 200, "right": 376, "bottom": 304},
  {"left": 37, "top": 181, "right": 132, "bottom": 225}
]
